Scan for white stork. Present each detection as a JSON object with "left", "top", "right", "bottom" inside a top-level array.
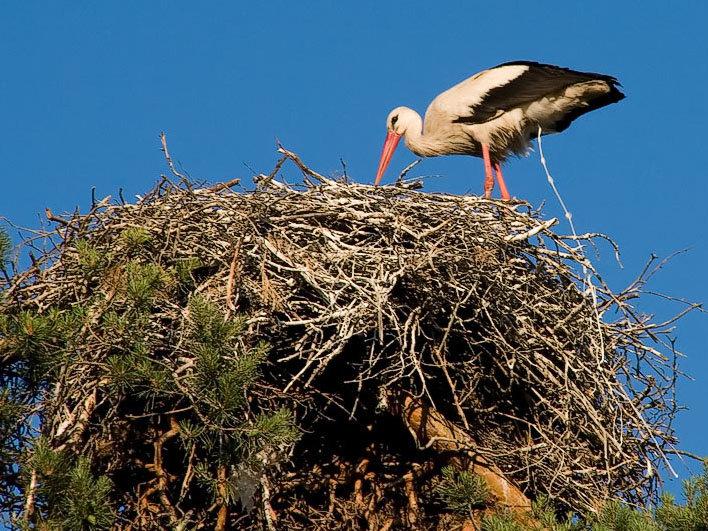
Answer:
[{"left": 374, "top": 61, "right": 625, "bottom": 199}]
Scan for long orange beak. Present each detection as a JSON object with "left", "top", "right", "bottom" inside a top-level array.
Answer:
[{"left": 374, "top": 131, "right": 402, "bottom": 185}]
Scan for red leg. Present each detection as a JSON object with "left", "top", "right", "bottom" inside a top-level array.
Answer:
[
  {"left": 494, "top": 162, "right": 511, "bottom": 200},
  {"left": 481, "top": 144, "right": 494, "bottom": 198}
]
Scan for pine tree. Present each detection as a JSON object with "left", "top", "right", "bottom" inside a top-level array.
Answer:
[{"left": 0, "top": 221, "right": 298, "bottom": 528}]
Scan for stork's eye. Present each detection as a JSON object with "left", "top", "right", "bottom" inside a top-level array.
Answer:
[{"left": 391, "top": 115, "right": 398, "bottom": 127}]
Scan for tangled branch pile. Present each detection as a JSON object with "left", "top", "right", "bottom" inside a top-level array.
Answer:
[{"left": 0, "top": 151, "right": 684, "bottom": 529}]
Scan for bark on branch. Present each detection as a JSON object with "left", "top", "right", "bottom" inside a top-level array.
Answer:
[{"left": 388, "top": 392, "right": 531, "bottom": 512}]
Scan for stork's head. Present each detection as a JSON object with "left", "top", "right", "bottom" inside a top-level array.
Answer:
[{"left": 375, "top": 106, "right": 416, "bottom": 185}]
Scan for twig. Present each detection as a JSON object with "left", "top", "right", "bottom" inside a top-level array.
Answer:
[
  {"left": 207, "top": 178, "right": 241, "bottom": 192},
  {"left": 216, "top": 466, "right": 228, "bottom": 531},
  {"left": 160, "top": 132, "right": 189, "bottom": 184},
  {"left": 339, "top": 157, "right": 349, "bottom": 182},
  {"left": 44, "top": 207, "right": 70, "bottom": 226},
  {"left": 226, "top": 238, "right": 242, "bottom": 312},
  {"left": 261, "top": 473, "right": 277, "bottom": 531},
  {"left": 537, "top": 126, "right": 578, "bottom": 247},
  {"left": 269, "top": 154, "right": 288, "bottom": 180},
  {"left": 152, "top": 417, "right": 181, "bottom": 526},
  {"left": 23, "top": 469, "right": 37, "bottom": 521},
  {"left": 276, "top": 141, "right": 330, "bottom": 183},
  {"left": 397, "top": 158, "right": 422, "bottom": 183},
  {"left": 504, "top": 218, "right": 558, "bottom": 242}
]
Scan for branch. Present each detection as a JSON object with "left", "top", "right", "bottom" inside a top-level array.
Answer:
[
  {"left": 207, "top": 178, "right": 241, "bottom": 192},
  {"left": 388, "top": 392, "right": 531, "bottom": 512},
  {"left": 152, "top": 417, "right": 180, "bottom": 526},
  {"left": 276, "top": 142, "right": 331, "bottom": 184},
  {"left": 44, "top": 207, "right": 70, "bottom": 226},
  {"left": 160, "top": 132, "right": 189, "bottom": 184}
]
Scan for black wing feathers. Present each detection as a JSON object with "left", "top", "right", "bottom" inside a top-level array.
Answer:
[{"left": 453, "top": 61, "right": 624, "bottom": 126}]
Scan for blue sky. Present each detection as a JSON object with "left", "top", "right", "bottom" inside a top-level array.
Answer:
[{"left": 1, "top": 2, "right": 706, "bottom": 497}]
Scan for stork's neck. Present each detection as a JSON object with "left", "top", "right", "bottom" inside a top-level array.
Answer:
[{"left": 399, "top": 109, "right": 450, "bottom": 157}]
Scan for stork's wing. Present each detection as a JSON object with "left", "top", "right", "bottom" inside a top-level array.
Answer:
[{"left": 425, "top": 61, "right": 624, "bottom": 129}]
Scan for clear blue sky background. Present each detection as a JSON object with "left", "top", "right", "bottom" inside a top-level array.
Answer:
[{"left": 1, "top": 1, "right": 706, "bottom": 499}]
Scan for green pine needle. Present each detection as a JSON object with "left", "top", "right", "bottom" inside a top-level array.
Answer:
[
  {"left": 436, "top": 466, "right": 490, "bottom": 515},
  {"left": 119, "top": 227, "right": 151, "bottom": 249}
]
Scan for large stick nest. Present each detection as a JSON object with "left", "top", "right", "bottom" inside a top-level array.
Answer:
[{"left": 2, "top": 150, "right": 684, "bottom": 525}]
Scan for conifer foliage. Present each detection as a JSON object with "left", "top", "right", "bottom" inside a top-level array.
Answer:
[{"left": 0, "top": 214, "right": 298, "bottom": 528}]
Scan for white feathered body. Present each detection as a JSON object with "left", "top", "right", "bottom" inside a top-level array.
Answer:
[{"left": 390, "top": 61, "right": 624, "bottom": 162}]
